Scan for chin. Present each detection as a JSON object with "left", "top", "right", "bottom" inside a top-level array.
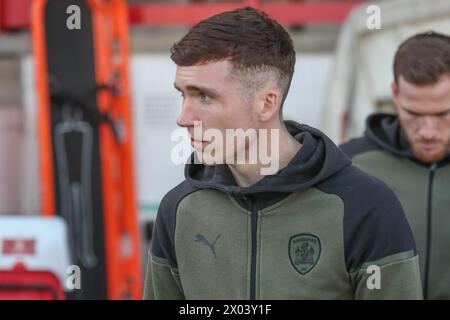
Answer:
[{"left": 414, "top": 150, "right": 447, "bottom": 164}]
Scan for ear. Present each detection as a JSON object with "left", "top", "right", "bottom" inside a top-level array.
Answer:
[
  {"left": 256, "top": 87, "right": 282, "bottom": 122},
  {"left": 391, "top": 80, "right": 399, "bottom": 105}
]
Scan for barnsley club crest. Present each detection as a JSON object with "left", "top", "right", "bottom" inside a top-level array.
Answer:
[{"left": 289, "top": 233, "right": 321, "bottom": 275}]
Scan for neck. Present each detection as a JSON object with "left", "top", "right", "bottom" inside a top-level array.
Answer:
[{"left": 228, "top": 123, "right": 301, "bottom": 187}]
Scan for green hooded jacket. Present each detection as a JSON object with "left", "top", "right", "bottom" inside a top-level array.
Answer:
[
  {"left": 145, "top": 121, "right": 422, "bottom": 299},
  {"left": 341, "top": 113, "right": 450, "bottom": 299}
]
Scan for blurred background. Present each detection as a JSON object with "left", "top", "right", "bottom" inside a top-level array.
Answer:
[{"left": 0, "top": 0, "right": 449, "bottom": 299}]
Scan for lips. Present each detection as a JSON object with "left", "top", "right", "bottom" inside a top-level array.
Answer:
[
  {"left": 418, "top": 141, "right": 439, "bottom": 151},
  {"left": 419, "top": 141, "right": 438, "bottom": 149},
  {"left": 190, "top": 137, "right": 208, "bottom": 148}
]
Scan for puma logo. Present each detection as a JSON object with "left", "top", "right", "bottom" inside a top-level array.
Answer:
[{"left": 195, "top": 233, "right": 221, "bottom": 259}]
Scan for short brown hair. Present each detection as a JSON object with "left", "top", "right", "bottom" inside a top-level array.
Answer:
[
  {"left": 171, "top": 7, "right": 296, "bottom": 106},
  {"left": 394, "top": 31, "right": 450, "bottom": 85}
]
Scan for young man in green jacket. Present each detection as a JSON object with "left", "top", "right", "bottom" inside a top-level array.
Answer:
[
  {"left": 341, "top": 32, "right": 450, "bottom": 299},
  {"left": 144, "top": 7, "right": 422, "bottom": 300}
]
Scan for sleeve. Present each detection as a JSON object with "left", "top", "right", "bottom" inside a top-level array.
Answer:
[
  {"left": 343, "top": 172, "right": 423, "bottom": 299},
  {"left": 143, "top": 250, "right": 184, "bottom": 300},
  {"left": 142, "top": 182, "right": 195, "bottom": 300},
  {"left": 349, "top": 251, "right": 422, "bottom": 299}
]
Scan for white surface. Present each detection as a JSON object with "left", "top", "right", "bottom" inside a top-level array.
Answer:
[
  {"left": 323, "top": 0, "right": 450, "bottom": 143},
  {"left": 0, "top": 107, "right": 22, "bottom": 214},
  {"left": 0, "top": 216, "right": 71, "bottom": 285},
  {"left": 131, "top": 55, "right": 186, "bottom": 219},
  {"left": 283, "top": 54, "right": 333, "bottom": 127},
  {"left": 20, "top": 55, "right": 41, "bottom": 215}
]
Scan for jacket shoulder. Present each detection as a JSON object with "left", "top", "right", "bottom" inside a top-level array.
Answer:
[
  {"left": 340, "top": 136, "right": 380, "bottom": 159},
  {"left": 151, "top": 180, "right": 200, "bottom": 267},
  {"left": 316, "top": 165, "right": 416, "bottom": 272},
  {"left": 158, "top": 180, "right": 199, "bottom": 217}
]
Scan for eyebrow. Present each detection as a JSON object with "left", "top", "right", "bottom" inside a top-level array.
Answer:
[
  {"left": 174, "top": 83, "right": 220, "bottom": 97},
  {"left": 400, "top": 105, "right": 450, "bottom": 117}
]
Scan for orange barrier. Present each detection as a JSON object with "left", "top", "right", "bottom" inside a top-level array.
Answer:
[{"left": 32, "top": 0, "right": 141, "bottom": 299}]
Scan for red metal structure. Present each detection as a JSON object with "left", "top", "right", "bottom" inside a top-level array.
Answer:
[
  {"left": 1, "top": 0, "right": 365, "bottom": 31},
  {"left": 0, "top": 263, "right": 65, "bottom": 300},
  {"left": 0, "top": 0, "right": 32, "bottom": 31},
  {"left": 130, "top": 1, "right": 364, "bottom": 27}
]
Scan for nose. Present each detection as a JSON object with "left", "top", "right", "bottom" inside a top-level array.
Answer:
[
  {"left": 418, "top": 116, "right": 438, "bottom": 140},
  {"left": 176, "top": 98, "right": 197, "bottom": 128}
]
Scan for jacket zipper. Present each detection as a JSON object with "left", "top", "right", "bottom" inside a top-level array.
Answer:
[
  {"left": 424, "top": 162, "right": 437, "bottom": 300},
  {"left": 250, "top": 198, "right": 258, "bottom": 300}
]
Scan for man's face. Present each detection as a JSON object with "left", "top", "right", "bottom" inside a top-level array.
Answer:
[
  {"left": 393, "top": 74, "right": 450, "bottom": 164},
  {"left": 174, "top": 60, "right": 258, "bottom": 163}
]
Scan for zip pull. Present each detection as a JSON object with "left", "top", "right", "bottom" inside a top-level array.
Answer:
[
  {"left": 235, "top": 194, "right": 251, "bottom": 211},
  {"left": 430, "top": 163, "right": 438, "bottom": 172},
  {"left": 243, "top": 195, "right": 256, "bottom": 207}
]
